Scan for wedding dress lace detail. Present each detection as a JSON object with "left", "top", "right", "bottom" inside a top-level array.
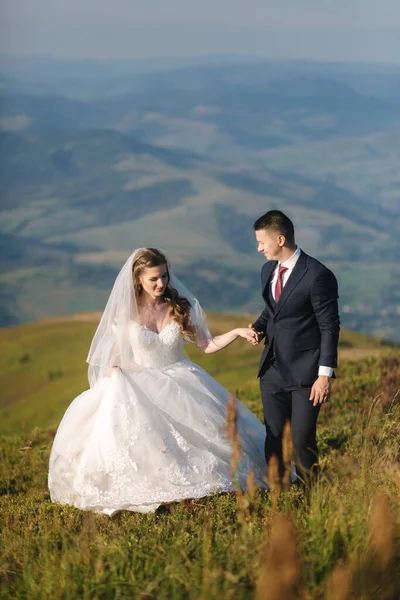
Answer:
[
  {"left": 128, "top": 321, "right": 185, "bottom": 369},
  {"left": 48, "top": 320, "right": 267, "bottom": 514}
]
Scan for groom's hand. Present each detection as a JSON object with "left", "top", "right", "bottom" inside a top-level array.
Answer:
[
  {"left": 247, "top": 324, "right": 264, "bottom": 345},
  {"left": 309, "top": 376, "right": 331, "bottom": 406}
]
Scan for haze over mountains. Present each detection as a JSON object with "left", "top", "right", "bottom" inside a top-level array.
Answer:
[{"left": 1, "top": 55, "right": 399, "bottom": 340}]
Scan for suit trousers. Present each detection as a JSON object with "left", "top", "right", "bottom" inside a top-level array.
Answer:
[{"left": 260, "top": 361, "right": 320, "bottom": 483}]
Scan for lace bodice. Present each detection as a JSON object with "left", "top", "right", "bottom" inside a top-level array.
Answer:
[{"left": 128, "top": 320, "right": 185, "bottom": 369}]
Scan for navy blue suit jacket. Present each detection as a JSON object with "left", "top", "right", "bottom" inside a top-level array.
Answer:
[{"left": 253, "top": 250, "right": 340, "bottom": 386}]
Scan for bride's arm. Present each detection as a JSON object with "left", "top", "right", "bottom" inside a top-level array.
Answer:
[
  {"left": 105, "top": 341, "right": 120, "bottom": 377},
  {"left": 200, "top": 328, "right": 257, "bottom": 355},
  {"left": 105, "top": 323, "right": 121, "bottom": 378}
]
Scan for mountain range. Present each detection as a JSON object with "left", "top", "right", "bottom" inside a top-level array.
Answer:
[{"left": 0, "top": 56, "right": 399, "bottom": 340}]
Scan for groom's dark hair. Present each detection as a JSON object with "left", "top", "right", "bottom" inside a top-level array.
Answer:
[{"left": 253, "top": 210, "right": 295, "bottom": 244}]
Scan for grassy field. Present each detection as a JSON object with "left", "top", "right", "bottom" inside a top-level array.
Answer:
[{"left": 0, "top": 315, "right": 399, "bottom": 599}]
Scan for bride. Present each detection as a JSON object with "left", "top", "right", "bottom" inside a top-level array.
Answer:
[{"left": 48, "top": 248, "right": 267, "bottom": 515}]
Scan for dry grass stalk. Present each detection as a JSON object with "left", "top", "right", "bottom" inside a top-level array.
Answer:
[
  {"left": 368, "top": 495, "right": 397, "bottom": 570},
  {"left": 226, "top": 394, "right": 252, "bottom": 522},
  {"left": 201, "top": 526, "right": 212, "bottom": 598},
  {"left": 226, "top": 393, "right": 242, "bottom": 478},
  {"left": 226, "top": 393, "right": 237, "bottom": 442},
  {"left": 256, "top": 514, "right": 302, "bottom": 600},
  {"left": 231, "top": 435, "right": 242, "bottom": 479},
  {"left": 326, "top": 563, "right": 352, "bottom": 600},
  {"left": 247, "top": 468, "right": 257, "bottom": 501},
  {"left": 282, "top": 420, "right": 294, "bottom": 488},
  {"left": 389, "top": 465, "right": 400, "bottom": 494},
  {"left": 95, "top": 544, "right": 105, "bottom": 578},
  {"left": 267, "top": 455, "right": 282, "bottom": 510}
]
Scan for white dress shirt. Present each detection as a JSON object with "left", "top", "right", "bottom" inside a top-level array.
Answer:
[{"left": 272, "top": 247, "right": 333, "bottom": 378}]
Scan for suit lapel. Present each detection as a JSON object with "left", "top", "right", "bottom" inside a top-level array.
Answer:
[
  {"left": 273, "top": 251, "right": 308, "bottom": 318},
  {"left": 262, "top": 261, "right": 278, "bottom": 300}
]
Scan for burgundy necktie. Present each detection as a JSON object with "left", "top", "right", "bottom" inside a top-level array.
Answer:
[{"left": 274, "top": 265, "right": 288, "bottom": 302}]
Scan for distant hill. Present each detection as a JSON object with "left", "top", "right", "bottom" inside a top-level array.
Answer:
[
  {"left": 0, "top": 58, "right": 399, "bottom": 341},
  {"left": 2, "top": 55, "right": 400, "bottom": 100},
  {"left": 0, "top": 128, "right": 398, "bottom": 336}
]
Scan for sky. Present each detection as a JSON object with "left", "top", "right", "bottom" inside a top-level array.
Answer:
[{"left": 2, "top": 0, "right": 400, "bottom": 64}]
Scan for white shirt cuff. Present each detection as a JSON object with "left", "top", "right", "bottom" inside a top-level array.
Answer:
[{"left": 318, "top": 366, "right": 334, "bottom": 377}]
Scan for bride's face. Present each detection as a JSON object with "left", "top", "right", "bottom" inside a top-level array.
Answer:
[{"left": 139, "top": 264, "right": 169, "bottom": 299}]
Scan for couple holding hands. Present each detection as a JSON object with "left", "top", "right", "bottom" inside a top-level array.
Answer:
[{"left": 48, "top": 210, "right": 340, "bottom": 515}]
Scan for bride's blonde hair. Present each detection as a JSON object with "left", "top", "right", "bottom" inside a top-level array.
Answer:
[{"left": 132, "top": 248, "right": 195, "bottom": 340}]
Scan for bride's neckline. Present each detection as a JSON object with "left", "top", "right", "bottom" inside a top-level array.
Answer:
[{"left": 132, "top": 320, "right": 176, "bottom": 335}]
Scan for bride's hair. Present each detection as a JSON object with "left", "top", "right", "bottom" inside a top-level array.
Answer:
[{"left": 132, "top": 248, "right": 195, "bottom": 340}]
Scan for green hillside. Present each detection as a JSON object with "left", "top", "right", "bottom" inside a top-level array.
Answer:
[
  {"left": 1, "top": 127, "right": 399, "bottom": 341},
  {"left": 1, "top": 313, "right": 399, "bottom": 599},
  {"left": 0, "top": 313, "right": 388, "bottom": 436}
]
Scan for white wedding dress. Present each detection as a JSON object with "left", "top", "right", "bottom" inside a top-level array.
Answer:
[{"left": 48, "top": 320, "right": 267, "bottom": 515}]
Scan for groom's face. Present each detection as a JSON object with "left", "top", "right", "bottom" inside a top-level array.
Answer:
[{"left": 255, "top": 229, "right": 283, "bottom": 261}]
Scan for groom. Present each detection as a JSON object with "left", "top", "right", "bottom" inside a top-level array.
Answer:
[{"left": 250, "top": 210, "right": 340, "bottom": 484}]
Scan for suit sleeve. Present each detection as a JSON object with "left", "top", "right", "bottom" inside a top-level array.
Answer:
[
  {"left": 252, "top": 266, "right": 269, "bottom": 333},
  {"left": 252, "top": 306, "right": 269, "bottom": 334},
  {"left": 311, "top": 269, "right": 340, "bottom": 368}
]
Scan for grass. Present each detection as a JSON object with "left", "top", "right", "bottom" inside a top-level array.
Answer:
[{"left": 0, "top": 315, "right": 399, "bottom": 598}]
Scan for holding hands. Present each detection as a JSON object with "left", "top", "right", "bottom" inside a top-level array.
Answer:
[
  {"left": 247, "top": 324, "right": 264, "bottom": 346},
  {"left": 235, "top": 327, "right": 260, "bottom": 344}
]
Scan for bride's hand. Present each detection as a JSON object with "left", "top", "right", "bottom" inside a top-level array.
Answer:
[
  {"left": 235, "top": 327, "right": 259, "bottom": 343},
  {"left": 106, "top": 366, "right": 119, "bottom": 378}
]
